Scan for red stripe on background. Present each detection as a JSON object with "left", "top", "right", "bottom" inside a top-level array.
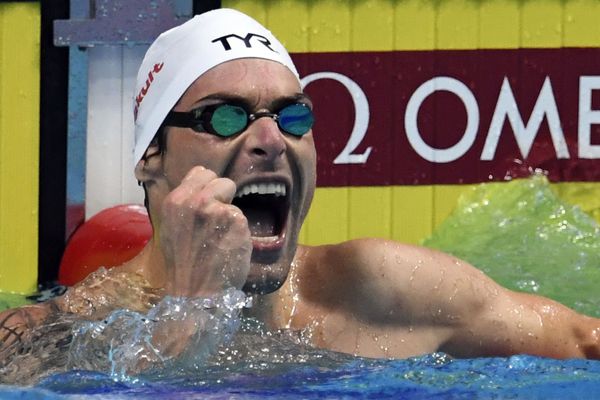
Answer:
[{"left": 292, "top": 48, "right": 600, "bottom": 186}]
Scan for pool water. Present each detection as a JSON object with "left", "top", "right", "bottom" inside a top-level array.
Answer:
[
  {"left": 1, "top": 353, "right": 600, "bottom": 399},
  {"left": 1, "top": 175, "right": 599, "bottom": 398}
]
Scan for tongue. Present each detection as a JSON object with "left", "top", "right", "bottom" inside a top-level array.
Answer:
[{"left": 244, "top": 207, "right": 276, "bottom": 237}]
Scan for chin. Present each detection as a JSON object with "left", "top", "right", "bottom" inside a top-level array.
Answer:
[{"left": 242, "top": 258, "right": 291, "bottom": 295}]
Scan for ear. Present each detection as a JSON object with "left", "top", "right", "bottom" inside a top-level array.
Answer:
[{"left": 134, "top": 144, "right": 163, "bottom": 184}]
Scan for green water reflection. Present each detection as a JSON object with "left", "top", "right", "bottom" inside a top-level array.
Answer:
[
  {"left": 425, "top": 175, "right": 600, "bottom": 317},
  {"left": 0, "top": 292, "right": 31, "bottom": 312}
]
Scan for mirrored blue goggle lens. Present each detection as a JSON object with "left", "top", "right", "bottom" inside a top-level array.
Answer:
[
  {"left": 278, "top": 103, "right": 314, "bottom": 136},
  {"left": 210, "top": 105, "right": 248, "bottom": 137}
]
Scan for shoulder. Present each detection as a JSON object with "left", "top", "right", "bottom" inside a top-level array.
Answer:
[
  {"left": 294, "top": 239, "right": 445, "bottom": 311},
  {"left": 296, "top": 238, "right": 493, "bottom": 322},
  {"left": 300, "top": 238, "right": 456, "bottom": 277}
]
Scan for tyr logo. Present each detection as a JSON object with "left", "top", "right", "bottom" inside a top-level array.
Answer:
[{"left": 211, "top": 33, "right": 277, "bottom": 53}]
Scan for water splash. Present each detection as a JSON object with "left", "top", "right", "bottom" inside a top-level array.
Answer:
[
  {"left": 424, "top": 174, "right": 600, "bottom": 317},
  {"left": 68, "top": 288, "right": 249, "bottom": 381},
  {"left": 0, "top": 282, "right": 250, "bottom": 386}
]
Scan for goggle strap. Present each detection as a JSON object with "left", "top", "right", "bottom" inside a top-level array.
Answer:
[{"left": 163, "top": 111, "right": 199, "bottom": 128}]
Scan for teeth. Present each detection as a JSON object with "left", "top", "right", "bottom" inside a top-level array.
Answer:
[
  {"left": 236, "top": 182, "right": 286, "bottom": 198},
  {"left": 252, "top": 235, "right": 279, "bottom": 242}
]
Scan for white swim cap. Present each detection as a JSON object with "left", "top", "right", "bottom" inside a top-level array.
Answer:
[{"left": 132, "top": 8, "right": 299, "bottom": 165}]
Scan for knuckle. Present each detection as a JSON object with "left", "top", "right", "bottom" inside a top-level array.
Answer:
[
  {"left": 212, "top": 203, "right": 235, "bottom": 220},
  {"left": 184, "top": 165, "right": 217, "bottom": 182},
  {"left": 230, "top": 208, "right": 248, "bottom": 225},
  {"left": 231, "top": 210, "right": 251, "bottom": 234},
  {"left": 162, "top": 192, "right": 185, "bottom": 213},
  {"left": 197, "top": 167, "right": 217, "bottom": 181},
  {"left": 191, "top": 193, "right": 211, "bottom": 209},
  {"left": 218, "top": 177, "right": 236, "bottom": 189}
]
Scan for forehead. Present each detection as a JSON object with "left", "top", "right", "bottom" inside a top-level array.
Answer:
[{"left": 177, "top": 58, "right": 302, "bottom": 107}]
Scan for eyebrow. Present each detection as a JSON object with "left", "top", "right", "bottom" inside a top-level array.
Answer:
[{"left": 190, "top": 92, "right": 313, "bottom": 110}]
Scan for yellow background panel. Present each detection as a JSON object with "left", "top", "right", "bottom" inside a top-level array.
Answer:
[
  {"left": 307, "top": 0, "right": 352, "bottom": 52},
  {"left": 225, "top": 1, "right": 267, "bottom": 24},
  {"left": 0, "top": 2, "right": 40, "bottom": 294},
  {"left": 225, "top": 0, "right": 600, "bottom": 51},
  {"left": 348, "top": 187, "right": 392, "bottom": 239},
  {"left": 393, "top": 0, "right": 436, "bottom": 50},
  {"left": 265, "top": 1, "right": 310, "bottom": 52},
  {"left": 351, "top": 0, "right": 394, "bottom": 51},
  {"left": 435, "top": 0, "right": 479, "bottom": 49},
  {"left": 391, "top": 186, "right": 434, "bottom": 244},
  {"left": 478, "top": 0, "right": 520, "bottom": 48},
  {"left": 432, "top": 185, "right": 472, "bottom": 228},
  {"left": 564, "top": 0, "right": 600, "bottom": 46},
  {"left": 551, "top": 182, "right": 600, "bottom": 223},
  {"left": 302, "top": 188, "right": 350, "bottom": 244},
  {"left": 520, "top": 0, "right": 563, "bottom": 47}
]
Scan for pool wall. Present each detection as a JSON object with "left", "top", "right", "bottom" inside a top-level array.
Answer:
[{"left": 1, "top": 0, "right": 600, "bottom": 295}]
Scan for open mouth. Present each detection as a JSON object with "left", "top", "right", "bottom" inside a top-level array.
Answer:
[{"left": 233, "top": 182, "right": 290, "bottom": 248}]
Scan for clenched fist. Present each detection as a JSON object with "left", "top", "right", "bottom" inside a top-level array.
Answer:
[{"left": 158, "top": 166, "right": 252, "bottom": 297}]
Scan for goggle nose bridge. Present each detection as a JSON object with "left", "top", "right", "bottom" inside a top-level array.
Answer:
[{"left": 248, "top": 111, "right": 280, "bottom": 123}]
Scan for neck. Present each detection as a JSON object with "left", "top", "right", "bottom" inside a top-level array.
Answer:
[
  {"left": 118, "top": 237, "right": 168, "bottom": 288},
  {"left": 243, "top": 247, "right": 305, "bottom": 330}
]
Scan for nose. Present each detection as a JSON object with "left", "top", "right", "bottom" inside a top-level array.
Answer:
[{"left": 244, "top": 116, "right": 286, "bottom": 162}]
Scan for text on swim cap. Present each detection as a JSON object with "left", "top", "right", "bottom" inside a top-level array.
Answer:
[
  {"left": 134, "top": 62, "right": 164, "bottom": 121},
  {"left": 211, "top": 33, "right": 278, "bottom": 53}
]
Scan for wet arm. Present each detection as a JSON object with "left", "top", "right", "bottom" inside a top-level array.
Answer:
[
  {"left": 0, "top": 301, "right": 60, "bottom": 357},
  {"left": 330, "top": 238, "right": 600, "bottom": 359},
  {"left": 1, "top": 269, "right": 160, "bottom": 361},
  {"left": 441, "top": 289, "right": 600, "bottom": 359}
]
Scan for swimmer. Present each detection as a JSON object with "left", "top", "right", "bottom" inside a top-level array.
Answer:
[{"left": 1, "top": 9, "right": 599, "bottom": 364}]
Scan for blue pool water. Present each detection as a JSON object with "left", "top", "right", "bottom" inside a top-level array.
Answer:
[{"left": 1, "top": 354, "right": 600, "bottom": 399}]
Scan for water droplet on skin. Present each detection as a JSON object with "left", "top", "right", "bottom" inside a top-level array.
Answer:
[{"left": 409, "top": 264, "right": 420, "bottom": 284}]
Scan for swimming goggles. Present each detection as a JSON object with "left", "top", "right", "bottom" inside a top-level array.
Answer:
[{"left": 163, "top": 102, "right": 314, "bottom": 137}]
